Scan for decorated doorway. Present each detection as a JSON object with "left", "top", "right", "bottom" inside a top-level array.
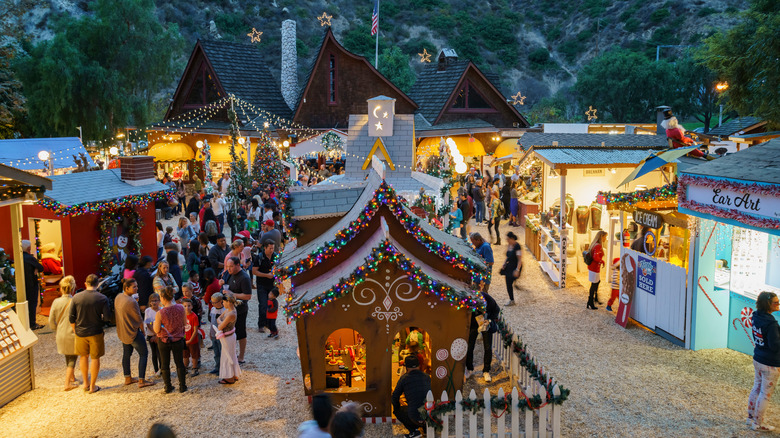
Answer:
[
  {"left": 391, "top": 327, "right": 432, "bottom": 391},
  {"left": 324, "top": 328, "right": 367, "bottom": 393},
  {"left": 28, "top": 218, "right": 63, "bottom": 315},
  {"left": 98, "top": 209, "right": 143, "bottom": 275}
]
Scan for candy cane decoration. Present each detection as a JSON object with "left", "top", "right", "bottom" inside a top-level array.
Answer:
[
  {"left": 733, "top": 318, "right": 755, "bottom": 347},
  {"left": 700, "top": 222, "right": 720, "bottom": 256},
  {"left": 697, "top": 275, "right": 722, "bottom": 316}
]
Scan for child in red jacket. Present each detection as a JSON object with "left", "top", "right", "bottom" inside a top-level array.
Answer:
[
  {"left": 267, "top": 288, "right": 279, "bottom": 339},
  {"left": 182, "top": 299, "right": 203, "bottom": 375}
]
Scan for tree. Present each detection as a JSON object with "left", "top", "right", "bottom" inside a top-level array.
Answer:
[
  {"left": 251, "top": 133, "right": 288, "bottom": 193},
  {"left": 14, "top": 0, "right": 184, "bottom": 140},
  {"left": 698, "top": 0, "right": 780, "bottom": 129},
  {"left": 0, "top": 0, "right": 37, "bottom": 138},
  {"left": 574, "top": 49, "right": 686, "bottom": 122},
  {"left": 378, "top": 46, "right": 415, "bottom": 93},
  {"left": 675, "top": 58, "right": 722, "bottom": 132}
]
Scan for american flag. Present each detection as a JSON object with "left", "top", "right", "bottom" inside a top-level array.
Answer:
[{"left": 371, "top": 0, "right": 379, "bottom": 36}]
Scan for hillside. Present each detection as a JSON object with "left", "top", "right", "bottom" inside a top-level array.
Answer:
[{"left": 21, "top": 0, "right": 749, "bottom": 107}]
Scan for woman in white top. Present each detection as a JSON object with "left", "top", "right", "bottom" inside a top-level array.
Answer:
[
  {"left": 248, "top": 198, "right": 262, "bottom": 222},
  {"left": 48, "top": 275, "right": 79, "bottom": 391},
  {"left": 156, "top": 221, "right": 165, "bottom": 260}
]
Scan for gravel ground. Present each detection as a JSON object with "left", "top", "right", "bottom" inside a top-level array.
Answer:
[{"left": 0, "top": 221, "right": 776, "bottom": 437}]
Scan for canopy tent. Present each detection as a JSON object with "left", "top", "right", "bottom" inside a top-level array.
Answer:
[
  {"left": 416, "top": 135, "right": 486, "bottom": 158},
  {"left": 493, "top": 138, "right": 519, "bottom": 158},
  {"left": 289, "top": 129, "right": 347, "bottom": 158},
  {"left": 148, "top": 142, "right": 195, "bottom": 162}
]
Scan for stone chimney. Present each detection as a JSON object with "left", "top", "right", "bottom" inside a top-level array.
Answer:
[
  {"left": 655, "top": 105, "right": 671, "bottom": 135},
  {"left": 281, "top": 19, "right": 298, "bottom": 111},
  {"left": 119, "top": 156, "right": 156, "bottom": 186}
]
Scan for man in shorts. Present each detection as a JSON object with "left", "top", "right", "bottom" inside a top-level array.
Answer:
[{"left": 69, "top": 274, "right": 111, "bottom": 393}]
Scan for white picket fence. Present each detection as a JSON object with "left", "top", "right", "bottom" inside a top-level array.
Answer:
[{"left": 422, "top": 327, "right": 564, "bottom": 437}]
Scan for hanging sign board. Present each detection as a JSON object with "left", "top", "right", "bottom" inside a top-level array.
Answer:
[
  {"left": 616, "top": 252, "right": 637, "bottom": 328},
  {"left": 634, "top": 209, "right": 664, "bottom": 229}
]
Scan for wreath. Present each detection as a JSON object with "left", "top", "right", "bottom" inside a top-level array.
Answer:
[{"left": 97, "top": 208, "right": 143, "bottom": 276}]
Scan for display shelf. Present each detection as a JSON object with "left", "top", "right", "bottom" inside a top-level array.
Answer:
[
  {"left": 537, "top": 219, "right": 569, "bottom": 286},
  {"left": 539, "top": 260, "right": 561, "bottom": 283}
]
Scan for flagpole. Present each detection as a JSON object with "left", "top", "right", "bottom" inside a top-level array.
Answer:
[{"left": 375, "top": 0, "right": 379, "bottom": 69}]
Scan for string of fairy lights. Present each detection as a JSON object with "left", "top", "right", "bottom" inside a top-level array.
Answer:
[{"left": 1, "top": 146, "right": 94, "bottom": 168}]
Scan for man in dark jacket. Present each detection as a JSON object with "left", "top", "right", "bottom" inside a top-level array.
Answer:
[
  {"left": 392, "top": 355, "right": 431, "bottom": 438},
  {"left": 465, "top": 291, "right": 499, "bottom": 383},
  {"left": 471, "top": 179, "right": 485, "bottom": 224},
  {"left": 21, "top": 240, "right": 44, "bottom": 330},
  {"left": 133, "top": 256, "right": 155, "bottom": 311}
]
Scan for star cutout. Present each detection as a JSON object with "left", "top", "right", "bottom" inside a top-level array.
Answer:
[
  {"left": 586, "top": 106, "right": 598, "bottom": 121},
  {"left": 383, "top": 111, "right": 388, "bottom": 118},
  {"left": 418, "top": 48, "right": 432, "bottom": 63},
  {"left": 318, "top": 12, "right": 332, "bottom": 26},
  {"left": 511, "top": 91, "right": 526, "bottom": 106},
  {"left": 247, "top": 28, "right": 263, "bottom": 43},
  {"left": 375, "top": 121, "right": 383, "bottom": 131}
]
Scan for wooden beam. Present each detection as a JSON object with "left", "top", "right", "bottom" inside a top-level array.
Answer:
[{"left": 0, "top": 164, "right": 52, "bottom": 190}]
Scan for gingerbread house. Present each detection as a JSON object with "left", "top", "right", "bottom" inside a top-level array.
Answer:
[{"left": 278, "top": 159, "right": 489, "bottom": 418}]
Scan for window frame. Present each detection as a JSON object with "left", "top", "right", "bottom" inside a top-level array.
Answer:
[{"left": 448, "top": 80, "right": 498, "bottom": 114}]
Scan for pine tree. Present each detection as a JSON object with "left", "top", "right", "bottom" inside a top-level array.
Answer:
[{"left": 251, "top": 130, "right": 288, "bottom": 192}]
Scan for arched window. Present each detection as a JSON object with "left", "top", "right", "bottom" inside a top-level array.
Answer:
[
  {"left": 324, "top": 328, "right": 365, "bottom": 391},
  {"left": 392, "top": 327, "right": 431, "bottom": 390}
]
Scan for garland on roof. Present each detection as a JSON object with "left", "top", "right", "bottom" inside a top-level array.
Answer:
[
  {"left": 597, "top": 182, "right": 677, "bottom": 211},
  {"left": 275, "top": 181, "right": 489, "bottom": 285},
  {"left": 97, "top": 209, "right": 143, "bottom": 276},
  {"left": 284, "top": 239, "right": 485, "bottom": 320},
  {"left": 37, "top": 190, "right": 175, "bottom": 217},
  {"left": 678, "top": 174, "right": 780, "bottom": 229},
  {"left": 280, "top": 192, "right": 301, "bottom": 239}
]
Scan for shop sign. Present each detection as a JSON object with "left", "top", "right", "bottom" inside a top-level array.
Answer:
[
  {"left": 583, "top": 168, "right": 605, "bottom": 177},
  {"left": 680, "top": 174, "right": 780, "bottom": 229},
  {"left": 634, "top": 209, "right": 664, "bottom": 229},
  {"left": 636, "top": 254, "right": 657, "bottom": 295}
]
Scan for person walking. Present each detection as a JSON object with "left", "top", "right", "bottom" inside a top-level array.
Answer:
[
  {"left": 392, "top": 355, "right": 431, "bottom": 438},
  {"left": 177, "top": 217, "right": 196, "bottom": 256},
  {"left": 470, "top": 232, "right": 494, "bottom": 292},
  {"left": 488, "top": 189, "right": 502, "bottom": 245},
  {"left": 69, "top": 274, "right": 111, "bottom": 393},
  {"left": 499, "top": 232, "right": 522, "bottom": 306},
  {"left": 252, "top": 241, "right": 276, "bottom": 333},
  {"left": 21, "top": 240, "right": 44, "bottom": 330},
  {"left": 217, "top": 292, "right": 241, "bottom": 384},
  {"left": 48, "top": 275, "right": 79, "bottom": 391},
  {"left": 586, "top": 231, "right": 607, "bottom": 310},
  {"left": 471, "top": 179, "right": 485, "bottom": 224},
  {"left": 509, "top": 181, "right": 520, "bottom": 226},
  {"left": 747, "top": 292, "right": 780, "bottom": 431},
  {"left": 155, "top": 222, "right": 165, "bottom": 260},
  {"left": 115, "top": 278, "right": 155, "bottom": 388},
  {"left": 448, "top": 201, "right": 463, "bottom": 237},
  {"left": 465, "top": 290, "right": 499, "bottom": 383},
  {"left": 153, "top": 286, "right": 187, "bottom": 393}
]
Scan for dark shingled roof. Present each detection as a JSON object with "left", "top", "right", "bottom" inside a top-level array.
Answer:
[
  {"left": 682, "top": 138, "right": 780, "bottom": 185},
  {"left": 707, "top": 117, "right": 764, "bottom": 137},
  {"left": 519, "top": 133, "right": 668, "bottom": 149},
  {"left": 408, "top": 60, "right": 470, "bottom": 122},
  {"left": 199, "top": 40, "right": 292, "bottom": 119}
]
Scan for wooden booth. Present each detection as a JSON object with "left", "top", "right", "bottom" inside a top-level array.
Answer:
[
  {"left": 278, "top": 165, "right": 489, "bottom": 419},
  {"left": 0, "top": 164, "right": 51, "bottom": 407}
]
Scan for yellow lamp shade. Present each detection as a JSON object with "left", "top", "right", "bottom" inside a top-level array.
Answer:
[
  {"left": 416, "top": 136, "right": 486, "bottom": 158},
  {"left": 148, "top": 142, "right": 195, "bottom": 162},
  {"left": 494, "top": 138, "right": 519, "bottom": 158}
]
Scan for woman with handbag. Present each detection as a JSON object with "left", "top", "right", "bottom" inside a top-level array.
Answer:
[
  {"left": 465, "top": 291, "right": 499, "bottom": 383},
  {"left": 500, "top": 231, "right": 522, "bottom": 306}
]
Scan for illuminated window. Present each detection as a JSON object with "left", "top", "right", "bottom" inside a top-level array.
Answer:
[{"left": 324, "top": 328, "right": 365, "bottom": 392}]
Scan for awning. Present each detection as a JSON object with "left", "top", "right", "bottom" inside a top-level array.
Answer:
[
  {"left": 416, "top": 136, "right": 485, "bottom": 158},
  {"left": 148, "top": 142, "right": 195, "bottom": 162},
  {"left": 494, "top": 138, "right": 519, "bottom": 158},
  {"left": 195, "top": 143, "right": 250, "bottom": 162}
]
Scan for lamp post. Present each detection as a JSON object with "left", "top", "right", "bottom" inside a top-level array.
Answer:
[
  {"left": 38, "top": 150, "right": 53, "bottom": 176},
  {"left": 715, "top": 82, "right": 729, "bottom": 127}
]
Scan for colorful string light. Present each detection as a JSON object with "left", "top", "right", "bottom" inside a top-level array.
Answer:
[
  {"left": 284, "top": 239, "right": 485, "bottom": 320},
  {"left": 37, "top": 189, "right": 175, "bottom": 217},
  {"left": 597, "top": 182, "right": 677, "bottom": 212}
]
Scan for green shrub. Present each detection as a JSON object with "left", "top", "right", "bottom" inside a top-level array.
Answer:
[
  {"left": 546, "top": 25, "right": 561, "bottom": 41},
  {"left": 529, "top": 47, "right": 550, "bottom": 65},
  {"left": 430, "top": 13, "right": 455, "bottom": 35},
  {"left": 696, "top": 6, "right": 717, "bottom": 16},
  {"left": 650, "top": 8, "right": 671, "bottom": 23},
  {"left": 624, "top": 17, "right": 640, "bottom": 32}
]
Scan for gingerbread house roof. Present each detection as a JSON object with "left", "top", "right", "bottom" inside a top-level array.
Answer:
[{"left": 279, "top": 168, "right": 489, "bottom": 319}]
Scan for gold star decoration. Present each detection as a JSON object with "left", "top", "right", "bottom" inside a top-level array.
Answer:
[
  {"left": 375, "top": 121, "right": 383, "bottom": 131},
  {"left": 586, "top": 106, "right": 598, "bottom": 121},
  {"left": 418, "top": 48, "right": 432, "bottom": 63},
  {"left": 383, "top": 111, "right": 388, "bottom": 118},
  {"left": 318, "top": 12, "right": 332, "bottom": 26},
  {"left": 511, "top": 91, "right": 526, "bottom": 106},
  {"left": 247, "top": 28, "right": 263, "bottom": 43}
]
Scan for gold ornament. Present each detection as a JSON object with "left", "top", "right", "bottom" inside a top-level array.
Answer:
[
  {"left": 318, "top": 12, "right": 332, "bottom": 26},
  {"left": 511, "top": 92, "right": 526, "bottom": 105},
  {"left": 418, "top": 48, "right": 432, "bottom": 63},
  {"left": 247, "top": 28, "right": 263, "bottom": 43},
  {"left": 586, "top": 106, "right": 598, "bottom": 121}
]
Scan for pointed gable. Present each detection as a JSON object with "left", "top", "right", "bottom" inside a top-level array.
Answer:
[
  {"left": 293, "top": 29, "right": 418, "bottom": 129},
  {"left": 165, "top": 40, "right": 290, "bottom": 121},
  {"left": 409, "top": 60, "right": 529, "bottom": 129}
]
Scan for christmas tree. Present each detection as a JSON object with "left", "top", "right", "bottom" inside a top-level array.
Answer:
[
  {"left": 252, "top": 130, "right": 288, "bottom": 192},
  {"left": 227, "top": 97, "right": 251, "bottom": 208},
  {"left": 0, "top": 248, "right": 16, "bottom": 303}
]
